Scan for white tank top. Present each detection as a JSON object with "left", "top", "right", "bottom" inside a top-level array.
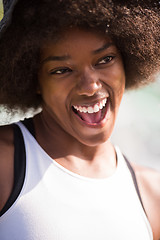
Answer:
[{"left": 0, "top": 122, "right": 153, "bottom": 240}]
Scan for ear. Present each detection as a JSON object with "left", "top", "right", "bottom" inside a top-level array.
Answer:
[
  {"left": 36, "top": 82, "right": 41, "bottom": 94},
  {"left": 36, "top": 86, "right": 41, "bottom": 94}
]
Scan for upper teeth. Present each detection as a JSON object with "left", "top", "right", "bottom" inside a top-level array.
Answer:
[{"left": 73, "top": 98, "right": 107, "bottom": 114}]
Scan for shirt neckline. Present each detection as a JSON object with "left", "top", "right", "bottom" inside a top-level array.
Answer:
[{"left": 19, "top": 121, "right": 124, "bottom": 183}]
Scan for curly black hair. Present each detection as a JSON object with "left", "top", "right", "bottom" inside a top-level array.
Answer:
[{"left": 0, "top": 0, "right": 159, "bottom": 111}]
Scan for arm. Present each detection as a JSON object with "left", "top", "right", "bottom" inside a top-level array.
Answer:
[{"left": 0, "top": 125, "right": 14, "bottom": 212}]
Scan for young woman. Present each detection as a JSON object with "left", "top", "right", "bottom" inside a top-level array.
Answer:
[{"left": 0, "top": 0, "right": 160, "bottom": 239}]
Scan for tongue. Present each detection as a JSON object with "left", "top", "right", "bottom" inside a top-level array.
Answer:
[{"left": 78, "top": 110, "right": 102, "bottom": 123}]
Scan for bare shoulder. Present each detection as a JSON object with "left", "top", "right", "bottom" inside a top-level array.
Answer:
[
  {"left": 0, "top": 124, "right": 14, "bottom": 141},
  {"left": 133, "top": 163, "right": 160, "bottom": 197},
  {"left": 0, "top": 124, "right": 14, "bottom": 153},
  {"left": 0, "top": 124, "right": 14, "bottom": 212},
  {"left": 132, "top": 163, "right": 160, "bottom": 240}
]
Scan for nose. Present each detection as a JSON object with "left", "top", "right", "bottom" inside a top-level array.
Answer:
[{"left": 76, "top": 68, "right": 102, "bottom": 96}]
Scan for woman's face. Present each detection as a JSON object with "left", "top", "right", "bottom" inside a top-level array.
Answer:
[{"left": 38, "top": 28, "right": 125, "bottom": 146}]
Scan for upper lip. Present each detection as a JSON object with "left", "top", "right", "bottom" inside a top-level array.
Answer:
[{"left": 71, "top": 95, "right": 109, "bottom": 108}]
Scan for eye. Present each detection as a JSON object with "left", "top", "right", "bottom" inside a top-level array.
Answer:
[
  {"left": 96, "top": 56, "right": 115, "bottom": 66},
  {"left": 49, "top": 67, "right": 72, "bottom": 75}
]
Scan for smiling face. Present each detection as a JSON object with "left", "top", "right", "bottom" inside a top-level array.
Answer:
[{"left": 38, "top": 28, "right": 125, "bottom": 146}]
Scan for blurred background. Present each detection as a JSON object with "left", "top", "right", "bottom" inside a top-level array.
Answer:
[
  {"left": 111, "top": 77, "right": 160, "bottom": 171},
  {"left": 0, "top": 1, "right": 159, "bottom": 170},
  {"left": 0, "top": 0, "right": 2, "bottom": 18}
]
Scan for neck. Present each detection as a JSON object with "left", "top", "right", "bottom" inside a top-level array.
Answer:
[{"left": 33, "top": 111, "right": 117, "bottom": 178}]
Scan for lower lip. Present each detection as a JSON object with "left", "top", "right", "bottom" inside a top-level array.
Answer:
[{"left": 72, "top": 99, "right": 110, "bottom": 128}]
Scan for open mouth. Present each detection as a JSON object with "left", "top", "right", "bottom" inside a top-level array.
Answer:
[{"left": 72, "top": 98, "right": 108, "bottom": 124}]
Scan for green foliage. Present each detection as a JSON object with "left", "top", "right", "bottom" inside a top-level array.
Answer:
[{"left": 0, "top": 1, "right": 3, "bottom": 20}]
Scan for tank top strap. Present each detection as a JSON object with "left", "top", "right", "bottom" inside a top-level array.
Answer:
[{"left": 0, "top": 123, "right": 26, "bottom": 216}]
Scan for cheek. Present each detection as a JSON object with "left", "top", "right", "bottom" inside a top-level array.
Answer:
[
  {"left": 101, "top": 66, "right": 125, "bottom": 92},
  {"left": 38, "top": 80, "right": 59, "bottom": 110},
  {"left": 40, "top": 83, "right": 55, "bottom": 102},
  {"left": 39, "top": 80, "right": 70, "bottom": 116},
  {"left": 113, "top": 74, "right": 125, "bottom": 107},
  {"left": 101, "top": 65, "right": 125, "bottom": 111}
]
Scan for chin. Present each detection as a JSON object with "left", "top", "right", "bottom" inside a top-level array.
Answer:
[{"left": 76, "top": 132, "right": 112, "bottom": 147}]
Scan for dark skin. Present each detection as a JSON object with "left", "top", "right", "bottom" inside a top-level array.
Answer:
[{"left": 0, "top": 28, "right": 160, "bottom": 239}]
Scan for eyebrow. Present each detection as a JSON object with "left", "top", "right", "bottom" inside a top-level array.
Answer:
[
  {"left": 41, "top": 55, "right": 70, "bottom": 64},
  {"left": 41, "top": 42, "right": 114, "bottom": 64},
  {"left": 92, "top": 42, "right": 114, "bottom": 55}
]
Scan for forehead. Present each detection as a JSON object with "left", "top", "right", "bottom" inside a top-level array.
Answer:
[{"left": 41, "top": 27, "right": 114, "bottom": 58}]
